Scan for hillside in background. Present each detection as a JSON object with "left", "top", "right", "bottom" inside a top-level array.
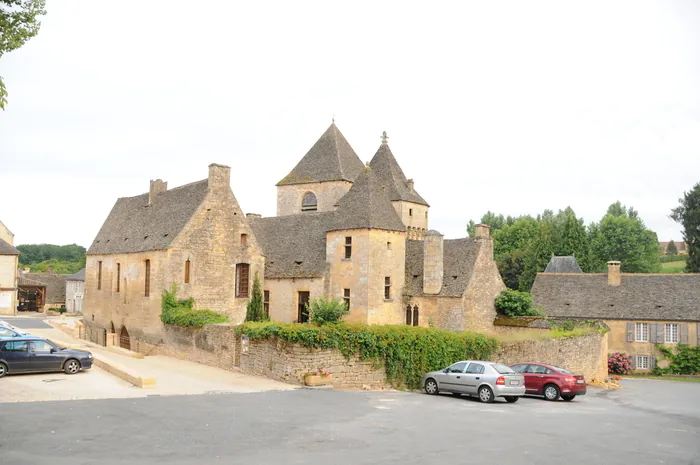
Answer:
[{"left": 16, "top": 244, "right": 86, "bottom": 274}]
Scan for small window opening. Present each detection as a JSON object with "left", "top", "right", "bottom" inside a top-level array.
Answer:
[
  {"left": 409, "top": 208, "right": 413, "bottom": 217},
  {"left": 236, "top": 263, "right": 250, "bottom": 298},
  {"left": 387, "top": 241, "right": 392, "bottom": 250},
  {"left": 263, "top": 290, "right": 270, "bottom": 319},
  {"left": 301, "top": 192, "right": 318, "bottom": 212},
  {"left": 241, "top": 233, "right": 248, "bottom": 247},
  {"left": 97, "top": 261, "right": 102, "bottom": 290},
  {"left": 384, "top": 277, "right": 391, "bottom": 300},
  {"left": 185, "top": 259, "right": 191, "bottom": 284},
  {"left": 144, "top": 259, "right": 151, "bottom": 297},
  {"left": 343, "top": 288, "right": 350, "bottom": 310},
  {"left": 116, "top": 263, "right": 121, "bottom": 292},
  {"left": 345, "top": 236, "right": 352, "bottom": 259}
]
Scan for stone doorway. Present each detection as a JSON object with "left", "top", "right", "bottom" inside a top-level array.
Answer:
[
  {"left": 298, "top": 291, "right": 310, "bottom": 323},
  {"left": 119, "top": 326, "right": 131, "bottom": 350}
]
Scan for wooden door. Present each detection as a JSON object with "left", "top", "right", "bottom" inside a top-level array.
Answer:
[
  {"left": 119, "top": 326, "right": 131, "bottom": 350},
  {"left": 298, "top": 292, "right": 310, "bottom": 323}
]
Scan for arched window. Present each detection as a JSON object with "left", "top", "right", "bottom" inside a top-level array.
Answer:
[{"left": 301, "top": 192, "right": 318, "bottom": 212}]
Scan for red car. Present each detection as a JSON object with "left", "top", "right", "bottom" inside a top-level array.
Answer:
[{"left": 510, "top": 363, "right": 586, "bottom": 401}]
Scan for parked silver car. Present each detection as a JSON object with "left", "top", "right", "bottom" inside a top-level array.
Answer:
[{"left": 421, "top": 360, "right": 526, "bottom": 403}]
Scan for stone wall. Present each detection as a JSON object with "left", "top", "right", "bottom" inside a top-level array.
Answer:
[
  {"left": 494, "top": 331, "right": 608, "bottom": 382},
  {"left": 239, "top": 337, "right": 388, "bottom": 388},
  {"left": 276, "top": 181, "right": 353, "bottom": 216}
]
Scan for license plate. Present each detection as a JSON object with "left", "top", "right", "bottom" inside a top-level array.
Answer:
[
  {"left": 576, "top": 379, "right": 584, "bottom": 384},
  {"left": 509, "top": 380, "right": 519, "bottom": 385}
]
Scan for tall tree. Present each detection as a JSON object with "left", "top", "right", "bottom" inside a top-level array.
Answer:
[
  {"left": 666, "top": 240, "right": 678, "bottom": 256},
  {"left": 0, "top": 0, "right": 46, "bottom": 109},
  {"left": 589, "top": 203, "right": 661, "bottom": 273},
  {"left": 671, "top": 183, "right": 700, "bottom": 272},
  {"left": 245, "top": 272, "right": 266, "bottom": 322},
  {"left": 520, "top": 219, "right": 555, "bottom": 291},
  {"left": 552, "top": 207, "right": 591, "bottom": 271}
]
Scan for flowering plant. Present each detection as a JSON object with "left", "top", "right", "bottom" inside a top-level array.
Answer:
[
  {"left": 305, "top": 369, "right": 332, "bottom": 377},
  {"left": 609, "top": 375, "right": 622, "bottom": 383},
  {"left": 608, "top": 352, "right": 633, "bottom": 375}
]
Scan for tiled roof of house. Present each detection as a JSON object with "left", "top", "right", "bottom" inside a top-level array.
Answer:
[
  {"left": 0, "top": 238, "right": 20, "bottom": 255},
  {"left": 87, "top": 180, "right": 209, "bottom": 255},
  {"left": 369, "top": 142, "right": 429, "bottom": 206},
  {"left": 405, "top": 238, "right": 481, "bottom": 297},
  {"left": 249, "top": 213, "right": 335, "bottom": 279},
  {"left": 544, "top": 256, "right": 583, "bottom": 273},
  {"left": 330, "top": 166, "right": 406, "bottom": 233},
  {"left": 22, "top": 272, "right": 68, "bottom": 304},
  {"left": 276, "top": 123, "right": 365, "bottom": 186},
  {"left": 66, "top": 268, "right": 85, "bottom": 281},
  {"left": 531, "top": 273, "right": 700, "bottom": 322}
]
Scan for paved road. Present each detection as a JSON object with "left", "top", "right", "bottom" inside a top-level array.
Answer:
[
  {"left": 1, "top": 379, "right": 698, "bottom": 465},
  {"left": 0, "top": 316, "right": 53, "bottom": 329}
]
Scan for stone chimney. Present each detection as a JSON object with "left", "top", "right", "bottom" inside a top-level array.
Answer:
[
  {"left": 423, "top": 230, "right": 444, "bottom": 295},
  {"left": 149, "top": 179, "right": 168, "bottom": 205},
  {"left": 407, "top": 179, "right": 415, "bottom": 193},
  {"left": 475, "top": 223, "right": 490, "bottom": 238},
  {"left": 246, "top": 213, "right": 262, "bottom": 219},
  {"left": 208, "top": 163, "right": 231, "bottom": 190},
  {"left": 607, "top": 261, "right": 621, "bottom": 286}
]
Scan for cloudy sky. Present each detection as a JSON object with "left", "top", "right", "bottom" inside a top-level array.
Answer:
[{"left": 1, "top": 1, "right": 698, "bottom": 247}]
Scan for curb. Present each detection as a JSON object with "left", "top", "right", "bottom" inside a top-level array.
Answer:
[{"left": 92, "top": 356, "right": 157, "bottom": 389}]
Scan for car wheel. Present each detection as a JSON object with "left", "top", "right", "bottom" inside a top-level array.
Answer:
[
  {"left": 561, "top": 395, "right": 576, "bottom": 402},
  {"left": 0, "top": 362, "right": 7, "bottom": 378},
  {"left": 504, "top": 396, "right": 519, "bottom": 403},
  {"left": 424, "top": 378, "right": 439, "bottom": 395},
  {"left": 478, "top": 386, "right": 495, "bottom": 403},
  {"left": 64, "top": 359, "right": 81, "bottom": 375},
  {"left": 544, "top": 384, "right": 560, "bottom": 401}
]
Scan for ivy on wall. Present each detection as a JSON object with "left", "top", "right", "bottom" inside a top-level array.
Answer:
[
  {"left": 161, "top": 285, "right": 228, "bottom": 328},
  {"left": 236, "top": 322, "right": 500, "bottom": 389}
]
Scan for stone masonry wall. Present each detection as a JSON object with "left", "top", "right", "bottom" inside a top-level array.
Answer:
[
  {"left": 277, "top": 181, "right": 353, "bottom": 216},
  {"left": 494, "top": 332, "right": 608, "bottom": 382}
]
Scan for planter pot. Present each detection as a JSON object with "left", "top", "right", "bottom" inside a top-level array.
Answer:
[{"left": 304, "top": 374, "right": 333, "bottom": 386}]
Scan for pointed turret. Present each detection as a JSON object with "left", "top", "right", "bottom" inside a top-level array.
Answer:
[
  {"left": 368, "top": 135, "right": 429, "bottom": 206},
  {"left": 277, "top": 122, "right": 364, "bottom": 186},
  {"left": 331, "top": 166, "right": 406, "bottom": 232}
]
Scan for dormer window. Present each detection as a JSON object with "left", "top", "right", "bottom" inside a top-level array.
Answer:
[{"left": 301, "top": 192, "right": 318, "bottom": 212}]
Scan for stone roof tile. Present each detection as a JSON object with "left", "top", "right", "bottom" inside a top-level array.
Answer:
[
  {"left": 544, "top": 256, "right": 583, "bottom": 273},
  {"left": 369, "top": 142, "right": 429, "bottom": 206},
  {"left": 0, "top": 238, "right": 20, "bottom": 255},
  {"left": 405, "top": 238, "right": 481, "bottom": 297}
]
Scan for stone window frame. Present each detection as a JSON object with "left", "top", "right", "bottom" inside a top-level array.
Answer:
[
  {"left": 384, "top": 277, "right": 391, "bottom": 300},
  {"left": 144, "top": 259, "right": 151, "bottom": 297},
  {"left": 97, "top": 261, "right": 102, "bottom": 290},
  {"left": 409, "top": 208, "right": 413, "bottom": 217},
  {"left": 344, "top": 236, "right": 352, "bottom": 260},
  {"left": 184, "top": 259, "right": 191, "bottom": 284},
  {"left": 116, "top": 263, "right": 121, "bottom": 292},
  {"left": 634, "top": 322, "right": 649, "bottom": 342},
  {"left": 343, "top": 288, "right": 350, "bottom": 310},
  {"left": 241, "top": 234, "right": 248, "bottom": 247},
  {"left": 236, "top": 263, "right": 250, "bottom": 298},
  {"left": 301, "top": 192, "right": 318, "bottom": 212},
  {"left": 263, "top": 290, "right": 270, "bottom": 317}
]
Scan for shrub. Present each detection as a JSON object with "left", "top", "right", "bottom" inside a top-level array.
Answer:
[
  {"left": 160, "top": 285, "right": 228, "bottom": 328},
  {"left": 495, "top": 289, "right": 543, "bottom": 317},
  {"left": 245, "top": 272, "right": 267, "bottom": 322},
  {"left": 657, "top": 344, "right": 700, "bottom": 375},
  {"left": 608, "top": 352, "right": 633, "bottom": 374},
  {"left": 308, "top": 296, "right": 349, "bottom": 325},
  {"left": 236, "top": 322, "right": 500, "bottom": 390}
]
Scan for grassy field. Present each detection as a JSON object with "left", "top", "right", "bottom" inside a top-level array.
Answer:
[{"left": 660, "top": 256, "right": 688, "bottom": 273}]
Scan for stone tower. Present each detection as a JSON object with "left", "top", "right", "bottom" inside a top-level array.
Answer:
[
  {"left": 368, "top": 132, "right": 430, "bottom": 240},
  {"left": 276, "top": 122, "right": 365, "bottom": 216}
]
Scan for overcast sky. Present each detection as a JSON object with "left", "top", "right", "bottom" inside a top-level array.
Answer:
[{"left": 1, "top": 1, "right": 698, "bottom": 248}]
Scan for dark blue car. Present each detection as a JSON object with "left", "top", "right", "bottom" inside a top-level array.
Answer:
[{"left": 0, "top": 337, "right": 93, "bottom": 378}]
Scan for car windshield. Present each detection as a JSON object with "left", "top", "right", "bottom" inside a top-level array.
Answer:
[
  {"left": 552, "top": 366, "right": 572, "bottom": 374},
  {"left": 491, "top": 363, "right": 516, "bottom": 374},
  {"left": 45, "top": 339, "right": 64, "bottom": 350}
]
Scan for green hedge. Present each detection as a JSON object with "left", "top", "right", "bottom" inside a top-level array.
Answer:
[
  {"left": 236, "top": 322, "right": 500, "bottom": 390},
  {"left": 160, "top": 285, "right": 228, "bottom": 328},
  {"left": 659, "top": 255, "right": 687, "bottom": 263}
]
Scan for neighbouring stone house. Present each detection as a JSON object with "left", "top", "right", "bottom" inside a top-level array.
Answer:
[
  {"left": 66, "top": 268, "right": 85, "bottom": 313},
  {"left": 532, "top": 257, "right": 700, "bottom": 373},
  {"left": 83, "top": 164, "right": 264, "bottom": 349},
  {"left": 18, "top": 271, "right": 68, "bottom": 312},
  {"left": 0, "top": 220, "right": 20, "bottom": 315},
  {"left": 659, "top": 241, "right": 688, "bottom": 255},
  {"left": 83, "top": 123, "right": 506, "bottom": 348}
]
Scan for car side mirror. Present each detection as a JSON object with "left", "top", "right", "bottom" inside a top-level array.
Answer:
[
  {"left": 50, "top": 348, "right": 57, "bottom": 353},
  {"left": 443, "top": 368, "right": 449, "bottom": 373}
]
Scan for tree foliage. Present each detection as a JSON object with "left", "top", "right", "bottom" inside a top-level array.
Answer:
[
  {"left": 666, "top": 240, "right": 678, "bottom": 256},
  {"left": 671, "top": 182, "right": 700, "bottom": 273},
  {"left": 494, "top": 289, "right": 542, "bottom": 317},
  {"left": 0, "top": 0, "right": 46, "bottom": 109},
  {"left": 468, "top": 202, "right": 660, "bottom": 290},
  {"left": 161, "top": 285, "right": 228, "bottom": 327},
  {"left": 16, "top": 243, "right": 86, "bottom": 273},
  {"left": 308, "top": 296, "right": 349, "bottom": 325},
  {"left": 245, "top": 272, "right": 267, "bottom": 322}
]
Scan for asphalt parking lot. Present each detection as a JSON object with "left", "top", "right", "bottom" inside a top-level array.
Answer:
[{"left": 1, "top": 379, "right": 698, "bottom": 465}]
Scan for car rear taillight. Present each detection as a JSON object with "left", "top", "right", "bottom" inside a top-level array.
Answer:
[
  {"left": 496, "top": 376, "right": 505, "bottom": 385},
  {"left": 564, "top": 377, "right": 576, "bottom": 383}
]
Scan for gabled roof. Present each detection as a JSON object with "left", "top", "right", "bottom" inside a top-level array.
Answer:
[
  {"left": 532, "top": 273, "right": 700, "bottom": 322},
  {"left": 405, "top": 238, "right": 482, "bottom": 297},
  {"left": 21, "top": 272, "right": 68, "bottom": 304},
  {"left": 544, "top": 256, "right": 583, "bottom": 273},
  {"left": 66, "top": 268, "right": 85, "bottom": 281},
  {"left": 331, "top": 166, "right": 406, "bottom": 233},
  {"left": 277, "top": 123, "right": 365, "bottom": 186},
  {"left": 368, "top": 141, "right": 429, "bottom": 206},
  {"left": 249, "top": 213, "right": 335, "bottom": 279},
  {"left": 0, "top": 238, "right": 20, "bottom": 255},
  {"left": 88, "top": 180, "right": 209, "bottom": 255}
]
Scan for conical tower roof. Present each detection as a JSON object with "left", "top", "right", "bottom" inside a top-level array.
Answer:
[
  {"left": 277, "top": 123, "right": 365, "bottom": 186},
  {"left": 330, "top": 166, "right": 406, "bottom": 232},
  {"left": 368, "top": 137, "right": 429, "bottom": 206}
]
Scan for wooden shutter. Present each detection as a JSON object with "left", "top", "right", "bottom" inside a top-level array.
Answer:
[
  {"left": 626, "top": 322, "right": 634, "bottom": 342},
  {"left": 680, "top": 324, "right": 689, "bottom": 344},
  {"left": 630, "top": 355, "right": 636, "bottom": 370},
  {"left": 650, "top": 323, "right": 657, "bottom": 343},
  {"left": 656, "top": 324, "right": 665, "bottom": 344},
  {"left": 649, "top": 356, "right": 656, "bottom": 369},
  {"left": 697, "top": 324, "right": 700, "bottom": 346}
]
